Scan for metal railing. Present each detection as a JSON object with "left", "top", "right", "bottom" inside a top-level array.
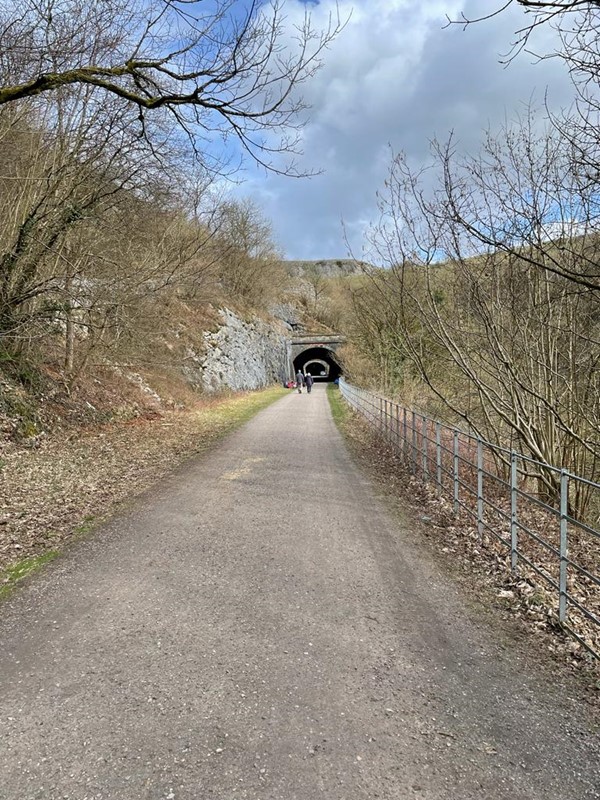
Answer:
[{"left": 339, "top": 378, "right": 600, "bottom": 660}]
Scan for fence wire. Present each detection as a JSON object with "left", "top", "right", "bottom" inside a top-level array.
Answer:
[{"left": 339, "top": 378, "right": 600, "bottom": 660}]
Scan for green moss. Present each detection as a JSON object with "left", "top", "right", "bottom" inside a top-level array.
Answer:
[
  {"left": 0, "top": 551, "right": 58, "bottom": 600},
  {"left": 18, "top": 418, "right": 39, "bottom": 438},
  {"left": 74, "top": 515, "right": 98, "bottom": 537},
  {"left": 0, "top": 347, "right": 44, "bottom": 393},
  {"left": 0, "top": 369, "right": 41, "bottom": 437}
]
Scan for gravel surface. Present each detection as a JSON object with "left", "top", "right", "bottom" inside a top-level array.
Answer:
[
  {"left": 0, "top": 389, "right": 284, "bottom": 573},
  {"left": 0, "top": 384, "right": 598, "bottom": 799}
]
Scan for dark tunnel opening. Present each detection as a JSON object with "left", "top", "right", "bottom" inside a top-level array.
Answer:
[{"left": 293, "top": 347, "right": 342, "bottom": 382}]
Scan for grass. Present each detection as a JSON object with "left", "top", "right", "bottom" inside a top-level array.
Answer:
[
  {"left": 327, "top": 383, "right": 348, "bottom": 427},
  {"left": 187, "top": 385, "right": 288, "bottom": 451},
  {"left": 0, "top": 551, "right": 58, "bottom": 600},
  {"left": 74, "top": 515, "right": 99, "bottom": 537},
  {"left": 198, "top": 385, "right": 287, "bottom": 427}
]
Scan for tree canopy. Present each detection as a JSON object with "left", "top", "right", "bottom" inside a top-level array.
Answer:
[{"left": 0, "top": 0, "right": 342, "bottom": 174}]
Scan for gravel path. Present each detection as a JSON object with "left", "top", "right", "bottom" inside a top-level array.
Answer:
[{"left": 0, "top": 384, "right": 598, "bottom": 799}]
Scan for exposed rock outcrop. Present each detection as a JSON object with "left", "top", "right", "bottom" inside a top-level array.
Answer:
[
  {"left": 188, "top": 308, "right": 291, "bottom": 392},
  {"left": 283, "top": 259, "right": 368, "bottom": 278}
]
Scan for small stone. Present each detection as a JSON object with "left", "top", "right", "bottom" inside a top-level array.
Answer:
[{"left": 498, "top": 590, "right": 514, "bottom": 599}]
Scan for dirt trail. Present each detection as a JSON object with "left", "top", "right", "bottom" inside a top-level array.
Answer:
[{"left": 0, "top": 384, "right": 598, "bottom": 799}]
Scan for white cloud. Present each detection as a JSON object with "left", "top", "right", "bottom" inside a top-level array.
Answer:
[{"left": 236, "top": 0, "right": 576, "bottom": 260}]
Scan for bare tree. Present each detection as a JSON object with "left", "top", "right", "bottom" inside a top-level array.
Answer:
[
  {"left": 299, "top": 263, "right": 328, "bottom": 318},
  {"left": 0, "top": 92, "right": 177, "bottom": 339},
  {"left": 446, "top": 3, "right": 600, "bottom": 299},
  {"left": 53, "top": 195, "right": 221, "bottom": 389},
  {"left": 0, "top": 0, "right": 342, "bottom": 174},
  {"left": 452, "top": 2, "right": 600, "bottom": 58},
  {"left": 0, "top": 1, "right": 343, "bottom": 396},
  {"left": 0, "top": 82, "right": 294, "bottom": 390},
  {"left": 358, "top": 111, "right": 600, "bottom": 513},
  {"left": 212, "top": 198, "right": 287, "bottom": 308}
]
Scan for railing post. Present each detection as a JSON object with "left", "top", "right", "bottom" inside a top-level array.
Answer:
[
  {"left": 436, "top": 422, "right": 442, "bottom": 493},
  {"left": 453, "top": 430, "right": 459, "bottom": 514},
  {"left": 422, "top": 415, "right": 428, "bottom": 477},
  {"left": 510, "top": 452, "right": 518, "bottom": 571},
  {"left": 337, "top": 383, "right": 595, "bottom": 646},
  {"left": 477, "top": 438, "right": 484, "bottom": 543},
  {"left": 559, "top": 470, "right": 569, "bottom": 623},
  {"left": 411, "top": 410, "right": 417, "bottom": 473},
  {"left": 383, "top": 398, "right": 388, "bottom": 440}
]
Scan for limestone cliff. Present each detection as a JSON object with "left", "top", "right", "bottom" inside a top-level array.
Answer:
[{"left": 187, "top": 308, "right": 292, "bottom": 392}]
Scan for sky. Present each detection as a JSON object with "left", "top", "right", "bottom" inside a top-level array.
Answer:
[{"left": 229, "top": 0, "right": 576, "bottom": 261}]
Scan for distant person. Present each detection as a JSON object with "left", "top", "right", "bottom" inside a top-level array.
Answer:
[
  {"left": 295, "top": 370, "right": 305, "bottom": 393},
  {"left": 305, "top": 373, "right": 314, "bottom": 393}
]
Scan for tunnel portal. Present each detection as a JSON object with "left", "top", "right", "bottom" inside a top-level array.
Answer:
[{"left": 292, "top": 345, "right": 341, "bottom": 382}]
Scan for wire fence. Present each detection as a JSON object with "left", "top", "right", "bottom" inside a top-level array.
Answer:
[{"left": 339, "top": 378, "right": 600, "bottom": 660}]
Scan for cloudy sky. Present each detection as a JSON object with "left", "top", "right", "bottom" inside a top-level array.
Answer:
[{"left": 233, "top": 0, "right": 576, "bottom": 260}]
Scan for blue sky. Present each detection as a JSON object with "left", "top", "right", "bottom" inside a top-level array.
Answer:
[{"left": 225, "top": 0, "right": 576, "bottom": 261}]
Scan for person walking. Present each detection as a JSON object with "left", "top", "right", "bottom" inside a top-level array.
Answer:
[
  {"left": 295, "top": 370, "right": 305, "bottom": 393},
  {"left": 305, "top": 373, "right": 314, "bottom": 394}
]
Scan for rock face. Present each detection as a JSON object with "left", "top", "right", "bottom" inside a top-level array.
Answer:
[
  {"left": 195, "top": 308, "right": 292, "bottom": 392},
  {"left": 283, "top": 259, "right": 368, "bottom": 278}
]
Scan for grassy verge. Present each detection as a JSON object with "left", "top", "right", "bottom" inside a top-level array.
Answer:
[
  {"left": 189, "top": 385, "right": 288, "bottom": 449},
  {"left": 326, "top": 383, "right": 347, "bottom": 427},
  {"left": 0, "top": 551, "right": 58, "bottom": 600}
]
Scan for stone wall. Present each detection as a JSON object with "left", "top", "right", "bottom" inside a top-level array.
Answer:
[{"left": 188, "top": 308, "right": 292, "bottom": 392}]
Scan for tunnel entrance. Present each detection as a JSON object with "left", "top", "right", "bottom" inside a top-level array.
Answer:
[{"left": 293, "top": 346, "right": 341, "bottom": 382}]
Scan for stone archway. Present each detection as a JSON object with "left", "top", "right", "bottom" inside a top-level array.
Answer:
[
  {"left": 303, "top": 358, "right": 330, "bottom": 378},
  {"left": 292, "top": 346, "right": 341, "bottom": 381}
]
